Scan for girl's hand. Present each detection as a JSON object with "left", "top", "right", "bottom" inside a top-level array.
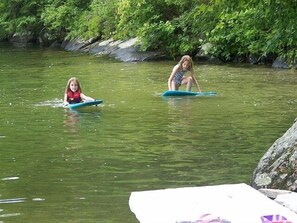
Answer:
[{"left": 63, "top": 102, "right": 69, "bottom": 107}]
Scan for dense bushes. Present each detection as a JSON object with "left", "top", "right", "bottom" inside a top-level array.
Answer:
[
  {"left": 0, "top": 0, "right": 296, "bottom": 64},
  {"left": 209, "top": 1, "right": 297, "bottom": 64}
]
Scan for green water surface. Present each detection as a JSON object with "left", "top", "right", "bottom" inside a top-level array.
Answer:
[{"left": 0, "top": 42, "right": 296, "bottom": 222}]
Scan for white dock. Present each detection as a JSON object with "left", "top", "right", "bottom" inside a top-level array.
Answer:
[{"left": 129, "top": 183, "right": 297, "bottom": 223}]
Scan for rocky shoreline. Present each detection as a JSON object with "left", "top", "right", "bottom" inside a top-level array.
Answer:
[
  {"left": 60, "top": 38, "right": 296, "bottom": 69},
  {"left": 6, "top": 34, "right": 297, "bottom": 68},
  {"left": 59, "top": 38, "right": 168, "bottom": 62}
]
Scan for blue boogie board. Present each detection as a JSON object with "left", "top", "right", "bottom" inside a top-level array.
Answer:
[
  {"left": 162, "top": 90, "right": 217, "bottom": 97},
  {"left": 68, "top": 99, "right": 103, "bottom": 109}
]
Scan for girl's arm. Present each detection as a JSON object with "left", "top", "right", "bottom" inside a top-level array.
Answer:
[
  {"left": 167, "top": 65, "right": 179, "bottom": 90},
  {"left": 63, "top": 93, "right": 69, "bottom": 106},
  {"left": 80, "top": 93, "right": 94, "bottom": 101},
  {"left": 190, "top": 70, "right": 201, "bottom": 92}
]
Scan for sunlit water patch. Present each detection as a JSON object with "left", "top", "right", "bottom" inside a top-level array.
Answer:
[
  {"left": 1, "top": 177, "right": 19, "bottom": 181},
  {"left": 33, "top": 98, "right": 64, "bottom": 108},
  {"left": 0, "top": 198, "right": 26, "bottom": 204}
]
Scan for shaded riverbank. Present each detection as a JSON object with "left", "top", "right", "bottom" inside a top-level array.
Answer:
[{"left": 5, "top": 36, "right": 297, "bottom": 69}]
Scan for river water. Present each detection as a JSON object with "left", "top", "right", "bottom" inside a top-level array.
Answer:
[{"left": 0, "top": 42, "right": 296, "bottom": 222}]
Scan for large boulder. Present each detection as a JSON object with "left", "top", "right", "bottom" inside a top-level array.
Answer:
[
  {"left": 62, "top": 37, "right": 167, "bottom": 62},
  {"left": 251, "top": 118, "right": 297, "bottom": 191},
  {"left": 272, "top": 56, "right": 297, "bottom": 69},
  {"left": 63, "top": 38, "right": 89, "bottom": 51},
  {"left": 272, "top": 57, "right": 291, "bottom": 69}
]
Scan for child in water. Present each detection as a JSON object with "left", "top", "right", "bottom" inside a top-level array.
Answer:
[
  {"left": 63, "top": 77, "right": 94, "bottom": 107},
  {"left": 167, "top": 55, "right": 201, "bottom": 92}
]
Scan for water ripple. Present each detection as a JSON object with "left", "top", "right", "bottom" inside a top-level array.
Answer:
[
  {"left": 0, "top": 213, "right": 21, "bottom": 218},
  {"left": 1, "top": 177, "right": 19, "bottom": 181},
  {"left": 34, "top": 98, "right": 63, "bottom": 108},
  {"left": 32, "top": 198, "right": 45, "bottom": 201},
  {"left": 0, "top": 198, "right": 26, "bottom": 204}
]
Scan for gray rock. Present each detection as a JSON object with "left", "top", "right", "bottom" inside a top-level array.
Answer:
[
  {"left": 62, "top": 37, "right": 166, "bottom": 62},
  {"left": 64, "top": 39, "right": 89, "bottom": 51},
  {"left": 251, "top": 119, "right": 297, "bottom": 190},
  {"left": 195, "top": 43, "right": 213, "bottom": 61},
  {"left": 272, "top": 57, "right": 290, "bottom": 69}
]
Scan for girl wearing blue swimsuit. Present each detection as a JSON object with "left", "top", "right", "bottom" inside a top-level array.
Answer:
[{"left": 167, "top": 55, "right": 201, "bottom": 92}]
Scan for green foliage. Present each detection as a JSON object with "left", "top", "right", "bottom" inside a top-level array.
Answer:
[
  {"left": 67, "top": 0, "right": 118, "bottom": 40},
  {"left": 115, "top": 0, "right": 207, "bottom": 57},
  {"left": 209, "top": 0, "right": 297, "bottom": 63},
  {"left": 0, "top": 0, "right": 295, "bottom": 63},
  {"left": 41, "top": 0, "right": 92, "bottom": 41},
  {"left": 0, "top": 0, "right": 44, "bottom": 39}
]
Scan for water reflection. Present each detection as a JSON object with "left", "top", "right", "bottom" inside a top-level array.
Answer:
[
  {"left": 162, "top": 97, "right": 199, "bottom": 154},
  {"left": 0, "top": 212, "right": 21, "bottom": 218},
  {"left": 0, "top": 199, "right": 23, "bottom": 221},
  {"left": 165, "top": 96, "right": 194, "bottom": 108},
  {"left": 63, "top": 109, "right": 80, "bottom": 132},
  {"left": 0, "top": 198, "right": 26, "bottom": 204},
  {"left": 1, "top": 177, "right": 19, "bottom": 181},
  {"left": 63, "top": 107, "right": 103, "bottom": 136},
  {"left": 166, "top": 97, "right": 194, "bottom": 126}
]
